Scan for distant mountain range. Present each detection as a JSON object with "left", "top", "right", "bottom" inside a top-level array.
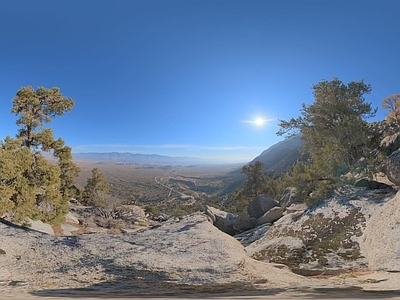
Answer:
[
  {"left": 72, "top": 136, "right": 303, "bottom": 169},
  {"left": 72, "top": 152, "right": 208, "bottom": 165}
]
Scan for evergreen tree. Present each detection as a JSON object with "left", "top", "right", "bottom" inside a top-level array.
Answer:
[
  {"left": 277, "top": 78, "right": 378, "bottom": 205},
  {"left": 82, "top": 168, "right": 111, "bottom": 206},
  {"left": 278, "top": 78, "right": 376, "bottom": 176},
  {"left": 0, "top": 86, "right": 78, "bottom": 224},
  {"left": 12, "top": 86, "right": 74, "bottom": 149},
  {"left": 241, "top": 161, "right": 266, "bottom": 196}
]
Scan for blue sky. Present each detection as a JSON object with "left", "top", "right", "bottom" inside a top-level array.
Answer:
[{"left": 0, "top": 0, "right": 399, "bottom": 163}]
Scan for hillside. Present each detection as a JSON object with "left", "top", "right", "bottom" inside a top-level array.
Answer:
[{"left": 250, "top": 134, "right": 303, "bottom": 173}]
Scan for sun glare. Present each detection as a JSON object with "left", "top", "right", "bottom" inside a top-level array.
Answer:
[
  {"left": 254, "top": 117, "right": 265, "bottom": 127},
  {"left": 241, "top": 116, "right": 274, "bottom": 127}
]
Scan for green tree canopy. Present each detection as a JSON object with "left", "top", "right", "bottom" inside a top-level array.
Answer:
[
  {"left": 0, "top": 86, "right": 79, "bottom": 224},
  {"left": 241, "top": 161, "right": 266, "bottom": 197},
  {"left": 82, "top": 168, "right": 111, "bottom": 206},
  {"left": 12, "top": 86, "right": 74, "bottom": 149},
  {"left": 278, "top": 78, "right": 376, "bottom": 175}
]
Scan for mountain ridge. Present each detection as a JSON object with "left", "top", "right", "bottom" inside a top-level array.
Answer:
[
  {"left": 72, "top": 152, "right": 209, "bottom": 165},
  {"left": 250, "top": 134, "right": 303, "bottom": 172}
]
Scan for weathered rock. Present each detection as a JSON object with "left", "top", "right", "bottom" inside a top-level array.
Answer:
[
  {"left": 234, "top": 223, "right": 271, "bottom": 247},
  {"left": 380, "top": 132, "right": 400, "bottom": 155},
  {"left": 61, "top": 224, "right": 80, "bottom": 236},
  {"left": 250, "top": 236, "right": 306, "bottom": 272},
  {"left": 28, "top": 219, "right": 54, "bottom": 235},
  {"left": 256, "top": 206, "right": 283, "bottom": 225},
  {"left": 285, "top": 203, "right": 307, "bottom": 214},
  {"left": 279, "top": 187, "right": 298, "bottom": 209},
  {"left": 65, "top": 212, "right": 80, "bottom": 225},
  {"left": 247, "top": 195, "right": 279, "bottom": 219},
  {"left": 205, "top": 205, "right": 237, "bottom": 235},
  {"left": 233, "top": 212, "right": 257, "bottom": 232},
  {"left": 0, "top": 213, "right": 304, "bottom": 293},
  {"left": 385, "top": 150, "right": 400, "bottom": 186},
  {"left": 360, "top": 191, "right": 400, "bottom": 271},
  {"left": 246, "top": 187, "right": 397, "bottom": 275}
]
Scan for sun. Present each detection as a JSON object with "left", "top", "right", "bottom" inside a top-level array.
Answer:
[
  {"left": 254, "top": 117, "right": 266, "bottom": 127},
  {"left": 241, "top": 116, "right": 275, "bottom": 127}
]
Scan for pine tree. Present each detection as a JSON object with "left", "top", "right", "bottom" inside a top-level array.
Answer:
[{"left": 0, "top": 86, "right": 79, "bottom": 224}]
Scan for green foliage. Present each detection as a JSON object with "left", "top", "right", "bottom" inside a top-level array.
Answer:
[
  {"left": 0, "top": 137, "right": 67, "bottom": 224},
  {"left": 12, "top": 86, "right": 74, "bottom": 149},
  {"left": 53, "top": 141, "right": 81, "bottom": 199},
  {"left": 82, "top": 168, "right": 111, "bottom": 206},
  {"left": 241, "top": 161, "right": 267, "bottom": 196},
  {"left": 226, "top": 189, "right": 250, "bottom": 214},
  {"left": 277, "top": 78, "right": 378, "bottom": 207},
  {"left": 278, "top": 78, "right": 376, "bottom": 169},
  {"left": 0, "top": 86, "right": 79, "bottom": 224},
  {"left": 144, "top": 205, "right": 159, "bottom": 216}
]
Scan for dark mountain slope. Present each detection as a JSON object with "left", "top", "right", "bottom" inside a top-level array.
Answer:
[{"left": 250, "top": 135, "right": 303, "bottom": 173}]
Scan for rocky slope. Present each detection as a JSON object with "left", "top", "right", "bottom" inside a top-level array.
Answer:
[
  {"left": 245, "top": 187, "right": 397, "bottom": 275},
  {"left": 361, "top": 191, "right": 400, "bottom": 271},
  {"left": 0, "top": 213, "right": 307, "bottom": 296},
  {"left": 2, "top": 206, "right": 400, "bottom": 298}
]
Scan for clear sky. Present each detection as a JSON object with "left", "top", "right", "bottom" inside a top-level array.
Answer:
[{"left": 0, "top": 0, "right": 399, "bottom": 163}]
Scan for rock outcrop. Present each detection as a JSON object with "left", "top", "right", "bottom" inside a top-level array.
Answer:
[
  {"left": 65, "top": 212, "right": 80, "bottom": 225},
  {"left": 360, "top": 191, "right": 400, "bottom": 271},
  {"left": 380, "top": 132, "right": 400, "bottom": 155},
  {"left": 205, "top": 205, "right": 237, "bottom": 235},
  {"left": 245, "top": 187, "right": 396, "bottom": 275},
  {"left": 385, "top": 149, "right": 400, "bottom": 186},
  {"left": 233, "top": 212, "right": 256, "bottom": 232},
  {"left": 247, "top": 195, "right": 279, "bottom": 219},
  {"left": 28, "top": 219, "right": 55, "bottom": 235},
  {"left": 207, "top": 194, "right": 283, "bottom": 235},
  {"left": 279, "top": 187, "right": 298, "bottom": 210},
  {"left": 256, "top": 206, "right": 283, "bottom": 225},
  {"left": 0, "top": 214, "right": 304, "bottom": 294}
]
